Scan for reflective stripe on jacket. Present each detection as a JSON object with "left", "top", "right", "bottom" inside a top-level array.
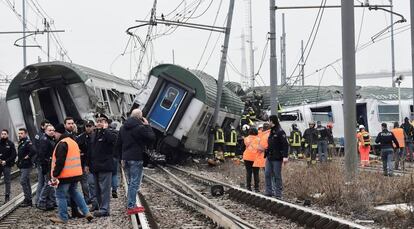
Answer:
[
  {"left": 51, "top": 137, "right": 82, "bottom": 179},
  {"left": 243, "top": 135, "right": 260, "bottom": 162},
  {"left": 225, "top": 130, "right": 237, "bottom": 146},
  {"left": 215, "top": 128, "right": 225, "bottom": 143}
]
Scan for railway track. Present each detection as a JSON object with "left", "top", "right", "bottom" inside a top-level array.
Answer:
[
  {"left": 0, "top": 183, "right": 38, "bottom": 228},
  {"left": 165, "top": 165, "right": 368, "bottom": 229}
]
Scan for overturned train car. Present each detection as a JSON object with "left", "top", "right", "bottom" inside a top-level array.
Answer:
[
  {"left": 6, "top": 61, "right": 138, "bottom": 138},
  {"left": 133, "top": 64, "right": 244, "bottom": 157}
]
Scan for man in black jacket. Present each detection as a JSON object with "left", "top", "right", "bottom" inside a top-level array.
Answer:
[
  {"left": 17, "top": 128, "right": 35, "bottom": 207},
  {"left": 376, "top": 123, "right": 400, "bottom": 176},
  {"left": 116, "top": 108, "right": 155, "bottom": 215},
  {"left": 401, "top": 117, "right": 414, "bottom": 162},
  {"left": 76, "top": 120, "right": 94, "bottom": 204},
  {"left": 36, "top": 124, "right": 56, "bottom": 210},
  {"left": 0, "top": 129, "right": 16, "bottom": 202},
  {"left": 86, "top": 113, "right": 118, "bottom": 217},
  {"left": 33, "top": 119, "right": 49, "bottom": 206},
  {"left": 264, "top": 115, "right": 289, "bottom": 199}
]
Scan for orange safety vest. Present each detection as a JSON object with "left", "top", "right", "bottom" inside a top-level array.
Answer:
[
  {"left": 254, "top": 129, "right": 271, "bottom": 168},
  {"left": 51, "top": 137, "right": 83, "bottom": 179},
  {"left": 391, "top": 128, "right": 405, "bottom": 148},
  {"left": 243, "top": 135, "right": 260, "bottom": 162}
]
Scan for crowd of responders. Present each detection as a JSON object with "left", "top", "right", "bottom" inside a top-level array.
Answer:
[{"left": 0, "top": 108, "right": 154, "bottom": 224}]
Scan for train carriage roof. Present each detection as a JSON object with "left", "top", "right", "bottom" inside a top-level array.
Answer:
[
  {"left": 149, "top": 64, "right": 244, "bottom": 115},
  {"left": 7, "top": 61, "right": 135, "bottom": 100},
  {"left": 244, "top": 85, "right": 414, "bottom": 108}
]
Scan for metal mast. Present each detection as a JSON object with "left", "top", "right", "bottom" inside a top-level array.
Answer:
[
  {"left": 247, "top": 0, "right": 255, "bottom": 88},
  {"left": 341, "top": 1, "right": 358, "bottom": 181},
  {"left": 280, "top": 13, "right": 287, "bottom": 85},
  {"left": 269, "top": 0, "right": 278, "bottom": 115},
  {"left": 411, "top": 0, "right": 414, "bottom": 113},
  {"left": 390, "top": 0, "right": 396, "bottom": 87},
  {"left": 241, "top": 32, "right": 248, "bottom": 89},
  {"left": 22, "top": 0, "right": 27, "bottom": 67}
]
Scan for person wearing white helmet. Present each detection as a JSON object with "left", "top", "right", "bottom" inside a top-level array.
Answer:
[{"left": 356, "top": 125, "right": 370, "bottom": 167}]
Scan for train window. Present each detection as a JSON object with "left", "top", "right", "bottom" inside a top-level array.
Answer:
[
  {"left": 130, "top": 94, "right": 135, "bottom": 103},
  {"left": 197, "top": 111, "right": 207, "bottom": 126},
  {"left": 101, "top": 89, "right": 108, "bottom": 101},
  {"left": 378, "top": 105, "right": 399, "bottom": 122},
  {"left": 279, "top": 111, "right": 302, "bottom": 121},
  {"left": 161, "top": 87, "right": 179, "bottom": 110},
  {"left": 310, "top": 106, "right": 333, "bottom": 122}
]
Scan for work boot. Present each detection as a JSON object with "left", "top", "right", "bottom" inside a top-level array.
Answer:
[
  {"left": 71, "top": 209, "right": 85, "bottom": 218},
  {"left": 112, "top": 190, "right": 118, "bottom": 198},
  {"left": 89, "top": 204, "right": 99, "bottom": 212},
  {"left": 50, "top": 216, "right": 66, "bottom": 224},
  {"left": 4, "top": 195, "right": 9, "bottom": 203},
  {"left": 93, "top": 211, "right": 110, "bottom": 217},
  {"left": 20, "top": 199, "right": 32, "bottom": 207},
  {"left": 85, "top": 212, "right": 94, "bottom": 222}
]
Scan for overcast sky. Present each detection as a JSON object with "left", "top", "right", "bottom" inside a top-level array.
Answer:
[{"left": 0, "top": 0, "right": 413, "bottom": 93}]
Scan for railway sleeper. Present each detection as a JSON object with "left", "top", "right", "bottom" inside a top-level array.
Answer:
[
  {"left": 297, "top": 212, "right": 313, "bottom": 225},
  {"left": 314, "top": 218, "right": 330, "bottom": 228},
  {"left": 305, "top": 214, "right": 322, "bottom": 227}
]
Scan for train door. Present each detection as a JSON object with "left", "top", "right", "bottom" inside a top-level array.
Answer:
[
  {"left": 356, "top": 103, "right": 368, "bottom": 131},
  {"left": 148, "top": 83, "right": 187, "bottom": 131},
  {"left": 32, "top": 88, "right": 66, "bottom": 125}
]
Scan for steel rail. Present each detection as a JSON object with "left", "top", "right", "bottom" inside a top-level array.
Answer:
[
  {"left": 120, "top": 167, "right": 151, "bottom": 229},
  {"left": 168, "top": 166, "right": 368, "bottom": 229},
  {"left": 157, "top": 166, "right": 257, "bottom": 229},
  {"left": 0, "top": 170, "right": 20, "bottom": 186},
  {"left": 0, "top": 183, "right": 38, "bottom": 221},
  {"left": 144, "top": 174, "right": 244, "bottom": 229}
]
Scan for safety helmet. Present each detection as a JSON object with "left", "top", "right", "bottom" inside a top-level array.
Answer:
[
  {"left": 308, "top": 121, "right": 315, "bottom": 126},
  {"left": 242, "top": 124, "right": 250, "bottom": 131},
  {"left": 292, "top": 123, "right": 297, "bottom": 128},
  {"left": 359, "top": 125, "right": 365, "bottom": 129},
  {"left": 258, "top": 123, "right": 264, "bottom": 129}
]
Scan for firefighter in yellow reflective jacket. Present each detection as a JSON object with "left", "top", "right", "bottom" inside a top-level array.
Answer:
[
  {"left": 214, "top": 125, "right": 225, "bottom": 161},
  {"left": 224, "top": 126, "right": 237, "bottom": 158},
  {"left": 289, "top": 123, "right": 302, "bottom": 159},
  {"left": 303, "top": 121, "right": 318, "bottom": 165},
  {"left": 247, "top": 107, "right": 256, "bottom": 121},
  {"left": 240, "top": 114, "right": 254, "bottom": 128}
]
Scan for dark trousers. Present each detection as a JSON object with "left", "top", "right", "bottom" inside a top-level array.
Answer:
[
  {"left": 244, "top": 160, "right": 259, "bottom": 191},
  {"left": 20, "top": 168, "right": 32, "bottom": 202},
  {"left": 0, "top": 166, "right": 11, "bottom": 197},
  {"left": 93, "top": 172, "right": 112, "bottom": 214}
]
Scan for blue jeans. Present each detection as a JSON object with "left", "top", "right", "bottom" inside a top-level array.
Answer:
[
  {"left": 35, "top": 166, "right": 45, "bottom": 205},
  {"left": 406, "top": 141, "right": 413, "bottom": 162},
  {"left": 20, "top": 168, "right": 32, "bottom": 201},
  {"left": 318, "top": 140, "right": 328, "bottom": 162},
  {"left": 381, "top": 148, "right": 394, "bottom": 175},
  {"left": 124, "top": 160, "right": 144, "bottom": 209},
  {"left": 112, "top": 158, "right": 119, "bottom": 192},
  {"left": 55, "top": 182, "right": 89, "bottom": 222},
  {"left": 264, "top": 159, "right": 283, "bottom": 198}
]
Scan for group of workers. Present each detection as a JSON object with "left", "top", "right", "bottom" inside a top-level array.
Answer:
[
  {"left": 0, "top": 108, "right": 155, "bottom": 224},
  {"left": 358, "top": 117, "right": 414, "bottom": 176}
]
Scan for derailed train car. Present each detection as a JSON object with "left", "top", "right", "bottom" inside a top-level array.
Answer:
[
  {"left": 133, "top": 64, "right": 244, "bottom": 157},
  {"left": 6, "top": 61, "right": 138, "bottom": 138}
]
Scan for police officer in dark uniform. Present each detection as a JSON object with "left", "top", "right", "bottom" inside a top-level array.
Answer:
[
  {"left": 0, "top": 129, "right": 16, "bottom": 203},
  {"left": 34, "top": 119, "right": 50, "bottom": 206},
  {"left": 86, "top": 113, "right": 118, "bottom": 217},
  {"left": 76, "top": 120, "right": 94, "bottom": 204},
  {"left": 375, "top": 123, "right": 399, "bottom": 176},
  {"left": 37, "top": 124, "right": 56, "bottom": 210},
  {"left": 17, "top": 128, "right": 35, "bottom": 207}
]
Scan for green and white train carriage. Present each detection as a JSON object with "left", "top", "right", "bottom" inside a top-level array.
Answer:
[{"left": 134, "top": 64, "right": 244, "bottom": 155}]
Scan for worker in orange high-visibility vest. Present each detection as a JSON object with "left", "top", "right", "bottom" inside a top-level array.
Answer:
[
  {"left": 49, "top": 123, "right": 93, "bottom": 224},
  {"left": 391, "top": 122, "right": 406, "bottom": 170},
  {"left": 356, "top": 125, "right": 370, "bottom": 167},
  {"left": 254, "top": 123, "right": 271, "bottom": 169},
  {"left": 243, "top": 127, "right": 260, "bottom": 192}
]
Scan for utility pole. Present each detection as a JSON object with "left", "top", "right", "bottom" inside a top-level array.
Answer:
[
  {"left": 44, "top": 19, "right": 51, "bottom": 62},
  {"left": 241, "top": 31, "right": 248, "bottom": 89},
  {"left": 300, "top": 40, "right": 305, "bottom": 86},
  {"left": 341, "top": 1, "right": 358, "bottom": 181},
  {"left": 172, "top": 49, "right": 175, "bottom": 64},
  {"left": 280, "top": 13, "right": 287, "bottom": 85},
  {"left": 390, "top": 0, "right": 396, "bottom": 87},
  {"left": 208, "top": 0, "right": 235, "bottom": 154},
  {"left": 411, "top": 0, "right": 414, "bottom": 116},
  {"left": 22, "top": 0, "right": 26, "bottom": 67},
  {"left": 247, "top": 0, "right": 255, "bottom": 88},
  {"left": 269, "top": 0, "right": 278, "bottom": 115}
]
